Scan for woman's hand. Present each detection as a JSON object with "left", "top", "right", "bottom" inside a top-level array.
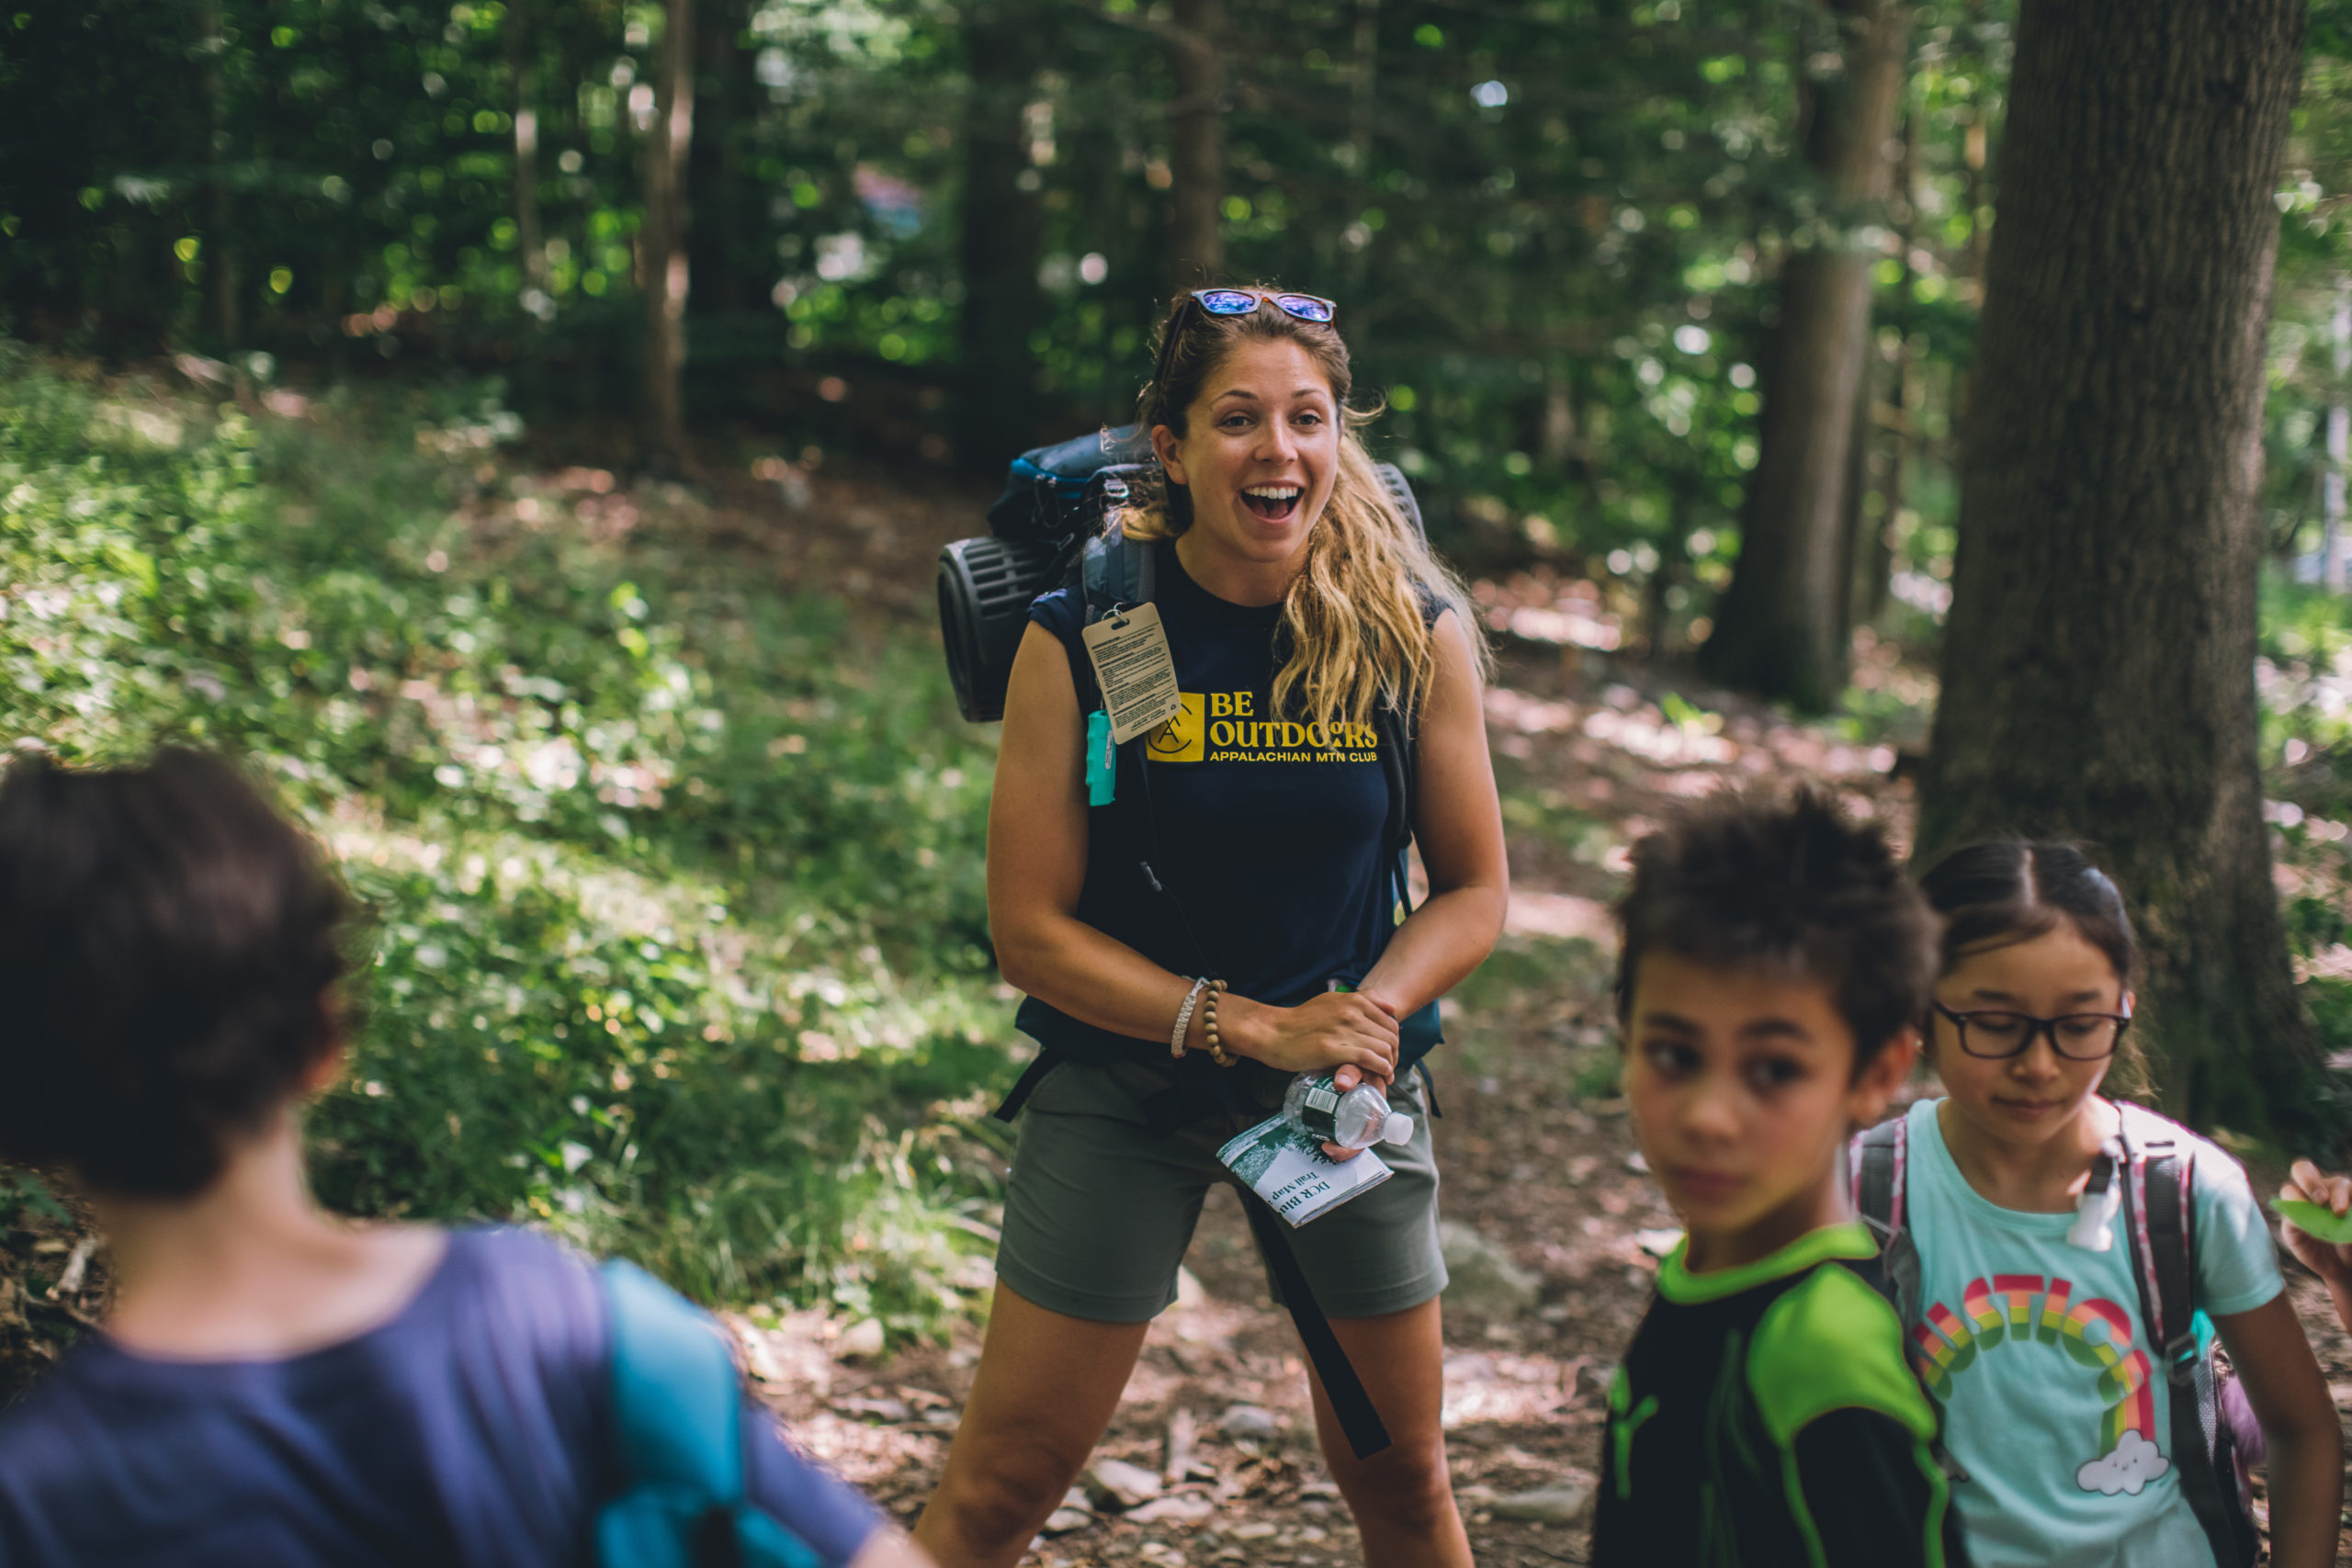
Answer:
[
  {"left": 2280, "top": 1160, "right": 2352, "bottom": 1301},
  {"left": 1225, "top": 989, "right": 1398, "bottom": 1081}
]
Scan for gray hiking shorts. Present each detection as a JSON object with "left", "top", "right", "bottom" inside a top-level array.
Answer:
[{"left": 996, "top": 1055, "right": 1448, "bottom": 1324}]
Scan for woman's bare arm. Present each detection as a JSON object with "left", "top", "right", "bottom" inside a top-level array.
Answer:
[{"left": 986, "top": 623, "right": 1398, "bottom": 1078}]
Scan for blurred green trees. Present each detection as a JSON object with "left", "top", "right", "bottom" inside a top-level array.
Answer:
[{"left": 4, "top": 0, "right": 2033, "bottom": 634}]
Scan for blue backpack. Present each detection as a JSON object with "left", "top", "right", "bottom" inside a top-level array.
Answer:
[{"left": 595, "top": 1260, "right": 831, "bottom": 1568}]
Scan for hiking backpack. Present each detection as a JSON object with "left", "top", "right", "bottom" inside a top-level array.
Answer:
[
  {"left": 1849, "top": 1103, "right": 2261, "bottom": 1568},
  {"left": 596, "top": 1259, "right": 832, "bottom": 1568}
]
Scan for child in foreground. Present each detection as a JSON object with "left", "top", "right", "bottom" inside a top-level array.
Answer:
[
  {"left": 1871, "top": 841, "right": 2338, "bottom": 1568},
  {"left": 1592, "top": 787, "right": 1969, "bottom": 1568},
  {"left": 0, "top": 750, "right": 930, "bottom": 1568}
]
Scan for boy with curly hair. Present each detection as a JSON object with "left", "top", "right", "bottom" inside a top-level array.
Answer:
[{"left": 1593, "top": 787, "right": 1969, "bottom": 1568}]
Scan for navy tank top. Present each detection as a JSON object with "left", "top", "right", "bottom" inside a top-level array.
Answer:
[{"left": 1018, "top": 541, "right": 1421, "bottom": 1064}]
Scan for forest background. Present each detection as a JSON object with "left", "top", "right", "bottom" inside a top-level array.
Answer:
[{"left": 12, "top": 0, "right": 2352, "bottom": 1377}]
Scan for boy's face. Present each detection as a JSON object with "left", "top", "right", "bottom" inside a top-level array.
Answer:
[{"left": 1623, "top": 951, "right": 1914, "bottom": 1269}]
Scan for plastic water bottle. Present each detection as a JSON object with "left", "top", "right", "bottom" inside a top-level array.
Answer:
[{"left": 1282, "top": 1072, "right": 1415, "bottom": 1151}]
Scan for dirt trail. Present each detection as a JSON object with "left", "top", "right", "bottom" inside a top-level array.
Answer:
[{"left": 714, "top": 515, "right": 2352, "bottom": 1565}]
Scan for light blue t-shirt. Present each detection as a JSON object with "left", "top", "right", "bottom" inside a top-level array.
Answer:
[{"left": 1898, "top": 1097, "right": 2282, "bottom": 1568}]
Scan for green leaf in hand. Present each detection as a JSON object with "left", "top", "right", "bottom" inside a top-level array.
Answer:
[{"left": 2272, "top": 1196, "right": 2352, "bottom": 1245}]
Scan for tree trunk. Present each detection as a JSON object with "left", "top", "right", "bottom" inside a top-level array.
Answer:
[
  {"left": 687, "top": 0, "right": 752, "bottom": 317},
  {"left": 1859, "top": 96, "right": 1925, "bottom": 627},
  {"left": 1167, "top": 0, "right": 1225, "bottom": 288},
  {"left": 1917, "top": 0, "right": 2313, "bottom": 1138},
  {"left": 198, "top": 0, "right": 238, "bottom": 347},
  {"left": 1699, "top": 0, "right": 1909, "bottom": 712},
  {"left": 509, "top": 0, "right": 548, "bottom": 306},
  {"left": 1835, "top": 342, "right": 1876, "bottom": 646},
  {"left": 641, "top": 0, "right": 694, "bottom": 467},
  {"left": 956, "top": 0, "right": 1044, "bottom": 471}
]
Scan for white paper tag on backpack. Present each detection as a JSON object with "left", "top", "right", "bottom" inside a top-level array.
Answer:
[{"left": 1080, "top": 603, "right": 1182, "bottom": 745}]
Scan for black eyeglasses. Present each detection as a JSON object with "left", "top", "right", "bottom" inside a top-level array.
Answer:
[
  {"left": 1149, "top": 288, "right": 1340, "bottom": 393},
  {"left": 1932, "top": 1000, "right": 2132, "bottom": 1061}
]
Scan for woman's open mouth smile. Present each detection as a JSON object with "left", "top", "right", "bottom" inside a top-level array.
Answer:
[{"left": 1241, "top": 483, "right": 1302, "bottom": 523}]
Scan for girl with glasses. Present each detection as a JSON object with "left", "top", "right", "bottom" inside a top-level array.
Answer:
[
  {"left": 1867, "top": 840, "right": 2337, "bottom": 1567},
  {"left": 912, "top": 288, "right": 1507, "bottom": 1568}
]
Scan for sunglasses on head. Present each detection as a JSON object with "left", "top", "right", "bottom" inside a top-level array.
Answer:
[
  {"left": 1190, "top": 288, "right": 1338, "bottom": 323},
  {"left": 1150, "top": 288, "right": 1340, "bottom": 393}
]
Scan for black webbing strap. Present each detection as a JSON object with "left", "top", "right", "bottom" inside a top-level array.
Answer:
[
  {"left": 991, "top": 1053, "right": 1058, "bottom": 1123},
  {"left": 2117, "top": 1108, "right": 2257, "bottom": 1567},
  {"left": 1235, "top": 1182, "right": 1393, "bottom": 1460}
]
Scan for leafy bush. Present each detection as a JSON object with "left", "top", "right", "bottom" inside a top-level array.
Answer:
[{"left": 0, "top": 346, "right": 1013, "bottom": 1330}]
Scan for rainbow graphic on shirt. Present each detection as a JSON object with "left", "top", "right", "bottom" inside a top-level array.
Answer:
[{"left": 1911, "top": 1273, "right": 2166, "bottom": 1495}]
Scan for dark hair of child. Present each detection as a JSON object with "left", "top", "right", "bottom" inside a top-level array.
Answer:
[
  {"left": 1916, "top": 838, "right": 2147, "bottom": 1094},
  {"left": 0, "top": 748, "right": 351, "bottom": 1197},
  {"left": 1612, "top": 785, "right": 1939, "bottom": 1078}
]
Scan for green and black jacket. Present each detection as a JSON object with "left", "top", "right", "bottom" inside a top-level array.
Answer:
[{"left": 1592, "top": 1222, "right": 1969, "bottom": 1568}]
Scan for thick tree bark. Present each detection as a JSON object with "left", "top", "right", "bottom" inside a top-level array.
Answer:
[
  {"left": 956, "top": 0, "right": 1045, "bottom": 471},
  {"left": 1167, "top": 0, "right": 1225, "bottom": 288},
  {"left": 1699, "top": 0, "right": 1909, "bottom": 712},
  {"left": 641, "top": 0, "right": 694, "bottom": 467},
  {"left": 1917, "top": 0, "right": 2314, "bottom": 1138}
]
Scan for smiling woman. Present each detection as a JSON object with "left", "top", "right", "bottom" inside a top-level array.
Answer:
[{"left": 913, "top": 289, "right": 1510, "bottom": 1568}]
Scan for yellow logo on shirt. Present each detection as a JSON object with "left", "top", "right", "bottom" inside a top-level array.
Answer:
[
  {"left": 1146, "top": 693, "right": 1205, "bottom": 762},
  {"left": 1145, "top": 692, "right": 1379, "bottom": 763}
]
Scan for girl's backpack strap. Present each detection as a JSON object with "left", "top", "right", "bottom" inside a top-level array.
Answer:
[
  {"left": 1849, "top": 1115, "right": 1920, "bottom": 1330},
  {"left": 2113, "top": 1103, "right": 2198, "bottom": 1380},
  {"left": 2112, "top": 1103, "right": 2258, "bottom": 1568}
]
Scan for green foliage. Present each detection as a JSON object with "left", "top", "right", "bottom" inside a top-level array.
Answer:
[
  {"left": 0, "top": 1169, "right": 68, "bottom": 1230},
  {"left": 1, "top": 0, "right": 2028, "bottom": 650},
  {"left": 0, "top": 350, "right": 1013, "bottom": 1329}
]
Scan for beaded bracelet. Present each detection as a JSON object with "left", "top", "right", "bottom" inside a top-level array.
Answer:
[
  {"left": 1203, "top": 980, "right": 1235, "bottom": 1066},
  {"left": 1170, "top": 976, "right": 1210, "bottom": 1059}
]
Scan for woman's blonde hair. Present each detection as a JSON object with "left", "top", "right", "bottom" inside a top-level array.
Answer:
[{"left": 1116, "top": 287, "right": 1486, "bottom": 730}]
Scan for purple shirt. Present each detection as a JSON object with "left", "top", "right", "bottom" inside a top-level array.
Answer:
[{"left": 0, "top": 1228, "right": 882, "bottom": 1567}]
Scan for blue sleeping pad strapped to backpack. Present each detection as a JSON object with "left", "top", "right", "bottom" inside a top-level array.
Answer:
[{"left": 596, "top": 1260, "right": 828, "bottom": 1568}]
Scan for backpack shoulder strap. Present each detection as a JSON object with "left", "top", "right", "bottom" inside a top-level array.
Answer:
[
  {"left": 1850, "top": 1114, "right": 1907, "bottom": 1237},
  {"left": 2112, "top": 1103, "right": 2197, "bottom": 1379},
  {"left": 598, "top": 1259, "right": 743, "bottom": 1568},
  {"left": 1374, "top": 699, "right": 1414, "bottom": 859},
  {"left": 603, "top": 1260, "right": 743, "bottom": 1501},
  {"left": 1080, "top": 515, "right": 1151, "bottom": 624},
  {"left": 1849, "top": 1115, "right": 1918, "bottom": 1325},
  {"left": 2113, "top": 1103, "right": 2256, "bottom": 1567},
  {"left": 597, "top": 1262, "right": 829, "bottom": 1568}
]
